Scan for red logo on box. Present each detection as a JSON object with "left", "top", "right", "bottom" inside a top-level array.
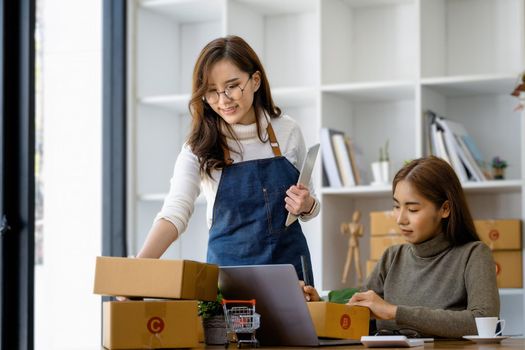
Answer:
[
  {"left": 489, "top": 229, "right": 500, "bottom": 241},
  {"left": 340, "top": 314, "right": 351, "bottom": 329},
  {"left": 147, "top": 317, "right": 165, "bottom": 334}
]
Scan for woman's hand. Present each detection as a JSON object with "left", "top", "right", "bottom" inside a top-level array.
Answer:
[
  {"left": 299, "top": 281, "right": 321, "bottom": 302},
  {"left": 347, "top": 290, "right": 397, "bottom": 320},
  {"left": 285, "top": 184, "right": 315, "bottom": 216}
]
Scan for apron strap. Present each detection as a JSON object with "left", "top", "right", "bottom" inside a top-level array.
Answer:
[
  {"left": 222, "top": 122, "right": 282, "bottom": 164},
  {"left": 266, "top": 123, "right": 282, "bottom": 157}
]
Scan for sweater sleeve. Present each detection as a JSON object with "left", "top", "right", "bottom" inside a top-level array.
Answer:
[
  {"left": 395, "top": 243, "right": 500, "bottom": 338},
  {"left": 365, "top": 245, "right": 398, "bottom": 295},
  {"left": 153, "top": 144, "right": 202, "bottom": 235}
]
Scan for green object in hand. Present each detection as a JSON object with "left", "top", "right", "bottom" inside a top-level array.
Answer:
[{"left": 328, "top": 287, "right": 360, "bottom": 304}]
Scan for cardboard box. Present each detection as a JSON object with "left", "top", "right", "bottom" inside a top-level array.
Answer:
[
  {"left": 197, "top": 316, "right": 204, "bottom": 343},
  {"left": 366, "top": 260, "right": 378, "bottom": 277},
  {"left": 307, "top": 302, "right": 370, "bottom": 340},
  {"left": 370, "top": 235, "right": 406, "bottom": 260},
  {"left": 103, "top": 300, "right": 199, "bottom": 349},
  {"left": 370, "top": 211, "right": 400, "bottom": 236},
  {"left": 474, "top": 219, "right": 522, "bottom": 250},
  {"left": 94, "top": 256, "right": 219, "bottom": 301},
  {"left": 492, "top": 251, "right": 523, "bottom": 288}
]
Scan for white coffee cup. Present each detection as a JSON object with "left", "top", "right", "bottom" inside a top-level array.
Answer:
[{"left": 475, "top": 317, "right": 505, "bottom": 337}]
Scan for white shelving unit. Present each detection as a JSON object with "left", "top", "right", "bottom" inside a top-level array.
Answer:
[{"left": 127, "top": 0, "right": 525, "bottom": 336}]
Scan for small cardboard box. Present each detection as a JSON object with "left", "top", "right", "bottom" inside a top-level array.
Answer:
[
  {"left": 366, "top": 260, "right": 378, "bottom": 277},
  {"left": 474, "top": 219, "right": 522, "bottom": 250},
  {"left": 307, "top": 302, "right": 370, "bottom": 340},
  {"left": 492, "top": 251, "right": 523, "bottom": 288},
  {"left": 370, "top": 235, "right": 406, "bottom": 260},
  {"left": 103, "top": 300, "right": 199, "bottom": 349},
  {"left": 370, "top": 211, "right": 400, "bottom": 236},
  {"left": 94, "top": 256, "right": 219, "bottom": 301}
]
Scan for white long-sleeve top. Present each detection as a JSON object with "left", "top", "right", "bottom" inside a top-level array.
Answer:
[{"left": 154, "top": 114, "right": 321, "bottom": 235}]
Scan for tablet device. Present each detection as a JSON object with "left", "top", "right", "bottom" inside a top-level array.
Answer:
[{"left": 285, "top": 143, "right": 320, "bottom": 227}]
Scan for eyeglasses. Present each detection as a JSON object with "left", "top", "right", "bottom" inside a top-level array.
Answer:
[
  {"left": 374, "top": 328, "right": 421, "bottom": 338},
  {"left": 203, "top": 76, "right": 252, "bottom": 104}
]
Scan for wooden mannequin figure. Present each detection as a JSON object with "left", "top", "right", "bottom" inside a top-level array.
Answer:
[{"left": 341, "top": 210, "right": 364, "bottom": 285}]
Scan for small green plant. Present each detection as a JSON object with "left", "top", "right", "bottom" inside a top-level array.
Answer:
[
  {"left": 491, "top": 156, "right": 508, "bottom": 169},
  {"left": 198, "top": 291, "right": 223, "bottom": 319}
]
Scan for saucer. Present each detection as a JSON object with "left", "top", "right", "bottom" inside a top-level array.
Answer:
[{"left": 462, "top": 335, "right": 509, "bottom": 344}]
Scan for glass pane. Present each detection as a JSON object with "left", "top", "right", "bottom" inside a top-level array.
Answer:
[{"left": 34, "top": 0, "right": 102, "bottom": 349}]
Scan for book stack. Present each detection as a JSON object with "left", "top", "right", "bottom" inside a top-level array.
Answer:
[
  {"left": 320, "top": 128, "right": 363, "bottom": 188},
  {"left": 425, "top": 110, "right": 489, "bottom": 182}
]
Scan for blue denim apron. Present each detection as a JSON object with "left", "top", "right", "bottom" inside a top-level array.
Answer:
[{"left": 206, "top": 122, "right": 314, "bottom": 284}]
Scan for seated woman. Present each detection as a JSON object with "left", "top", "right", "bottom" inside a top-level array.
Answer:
[{"left": 304, "top": 156, "right": 500, "bottom": 338}]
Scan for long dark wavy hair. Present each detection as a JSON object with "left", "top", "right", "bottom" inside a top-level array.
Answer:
[
  {"left": 392, "top": 156, "right": 480, "bottom": 246},
  {"left": 188, "top": 35, "right": 281, "bottom": 177}
]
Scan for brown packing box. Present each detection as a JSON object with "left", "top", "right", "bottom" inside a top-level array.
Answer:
[
  {"left": 370, "top": 211, "right": 400, "bottom": 235},
  {"left": 366, "top": 260, "right": 378, "bottom": 277},
  {"left": 93, "top": 256, "right": 219, "bottom": 301},
  {"left": 103, "top": 300, "right": 199, "bottom": 349},
  {"left": 307, "top": 302, "right": 370, "bottom": 340},
  {"left": 197, "top": 316, "right": 204, "bottom": 343},
  {"left": 370, "top": 234, "right": 406, "bottom": 260},
  {"left": 474, "top": 219, "right": 522, "bottom": 250},
  {"left": 492, "top": 251, "right": 523, "bottom": 288}
]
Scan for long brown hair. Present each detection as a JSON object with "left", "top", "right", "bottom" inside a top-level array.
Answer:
[
  {"left": 188, "top": 35, "right": 281, "bottom": 177},
  {"left": 392, "top": 156, "right": 480, "bottom": 246}
]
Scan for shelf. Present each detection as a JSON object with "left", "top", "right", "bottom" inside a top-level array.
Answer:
[
  {"left": 499, "top": 288, "right": 524, "bottom": 296},
  {"left": 321, "top": 185, "right": 391, "bottom": 198},
  {"left": 420, "top": 0, "right": 524, "bottom": 78},
  {"left": 272, "top": 86, "right": 317, "bottom": 107},
  {"left": 462, "top": 180, "right": 524, "bottom": 194},
  {"left": 322, "top": 81, "right": 415, "bottom": 102},
  {"left": 421, "top": 74, "right": 520, "bottom": 97},
  {"left": 321, "top": 180, "right": 523, "bottom": 198},
  {"left": 233, "top": 0, "right": 317, "bottom": 15},
  {"left": 321, "top": 0, "right": 417, "bottom": 84},
  {"left": 141, "top": 0, "right": 223, "bottom": 22},
  {"left": 139, "top": 94, "right": 190, "bottom": 114},
  {"left": 343, "top": 0, "right": 415, "bottom": 6},
  {"left": 139, "top": 87, "right": 317, "bottom": 112},
  {"left": 138, "top": 192, "right": 206, "bottom": 205}
]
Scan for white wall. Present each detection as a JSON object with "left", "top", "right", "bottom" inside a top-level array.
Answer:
[{"left": 34, "top": 0, "right": 102, "bottom": 349}]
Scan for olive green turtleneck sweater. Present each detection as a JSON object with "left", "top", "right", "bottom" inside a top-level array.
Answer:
[{"left": 366, "top": 233, "right": 499, "bottom": 338}]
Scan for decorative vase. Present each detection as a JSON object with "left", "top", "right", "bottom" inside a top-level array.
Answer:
[
  {"left": 380, "top": 161, "right": 389, "bottom": 184},
  {"left": 493, "top": 167, "right": 505, "bottom": 180},
  {"left": 202, "top": 315, "right": 228, "bottom": 345},
  {"left": 371, "top": 161, "right": 383, "bottom": 186},
  {"left": 371, "top": 161, "right": 389, "bottom": 186}
]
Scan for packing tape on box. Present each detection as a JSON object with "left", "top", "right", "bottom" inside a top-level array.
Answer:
[
  {"left": 141, "top": 302, "right": 167, "bottom": 349},
  {"left": 195, "top": 263, "right": 208, "bottom": 298}
]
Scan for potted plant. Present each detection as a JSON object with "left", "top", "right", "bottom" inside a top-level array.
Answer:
[
  {"left": 491, "top": 156, "right": 507, "bottom": 180},
  {"left": 198, "top": 292, "right": 228, "bottom": 345}
]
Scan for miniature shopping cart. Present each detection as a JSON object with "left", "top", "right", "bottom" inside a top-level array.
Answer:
[{"left": 222, "top": 299, "right": 261, "bottom": 348}]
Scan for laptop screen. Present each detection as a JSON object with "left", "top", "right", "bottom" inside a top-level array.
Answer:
[{"left": 219, "top": 264, "right": 320, "bottom": 346}]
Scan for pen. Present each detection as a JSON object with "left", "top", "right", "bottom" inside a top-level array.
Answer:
[{"left": 301, "top": 255, "right": 311, "bottom": 286}]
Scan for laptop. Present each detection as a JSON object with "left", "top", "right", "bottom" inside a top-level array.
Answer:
[{"left": 218, "top": 264, "right": 362, "bottom": 346}]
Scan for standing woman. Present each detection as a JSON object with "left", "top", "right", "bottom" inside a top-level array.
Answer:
[
  {"left": 346, "top": 156, "right": 499, "bottom": 338},
  {"left": 136, "top": 35, "right": 319, "bottom": 283}
]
